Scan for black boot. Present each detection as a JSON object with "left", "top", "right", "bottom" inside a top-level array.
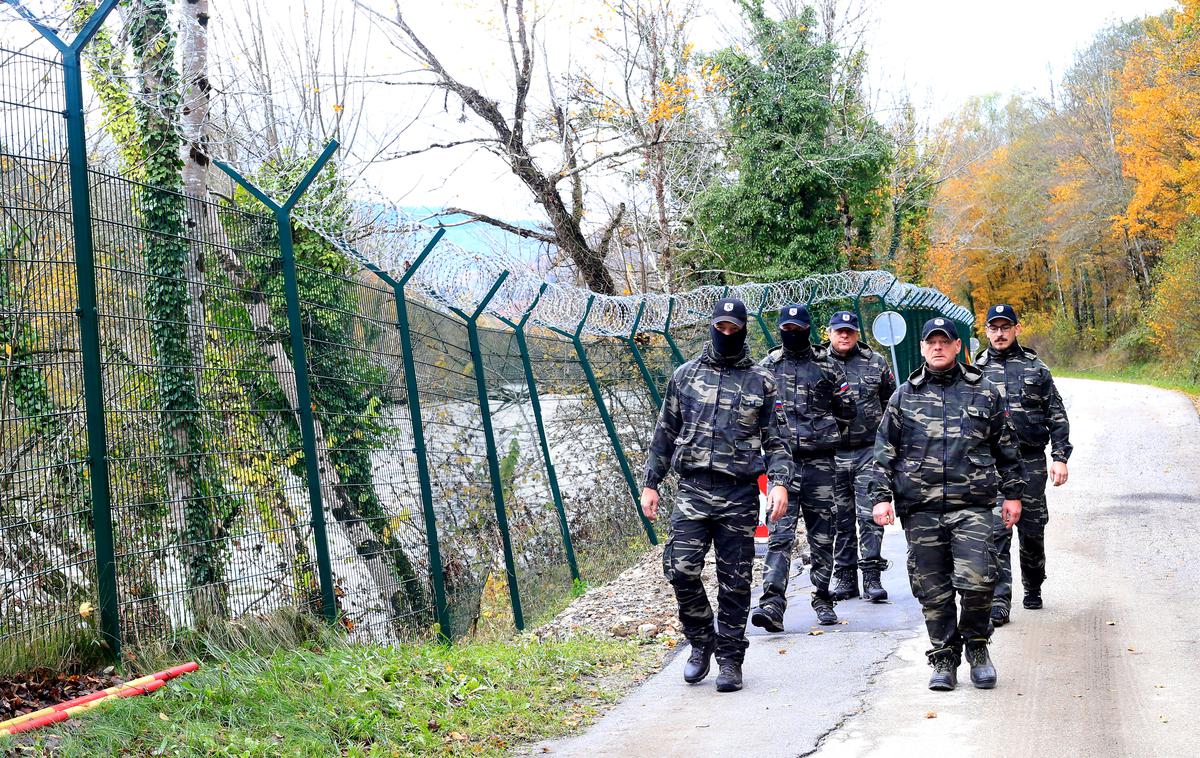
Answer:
[
  {"left": 1023, "top": 589, "right": 1042, "bottom": 610},
  {"left": 750, "top": 604, "right": 785, "bottom": 633},
  {"left": 927, "top": 650, "right": 959, "bottom": 691},
  {"left": 862, "top": 568, "right": 888, "bottom": 603},
  {"left": 715, "top": 660, "right": 743, "bottom": 692},
  {"left": 683, "top": 640, "right": 715, "bottom": 684},
  {"left": 991, "top": 605, "right": 1010, "bottom": 627},
  {"left": 965, "top": 639, "right": 997, "bottom": 689},
  {"left": 812, "top": 594, "right": 838, "bottom": 625},
  {"left": 831, "top": 570, "right": 859, "bottom": 600}
]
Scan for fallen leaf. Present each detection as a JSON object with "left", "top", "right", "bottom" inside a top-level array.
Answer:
[
  {"left": 808, "top": 630, "right": 824, "bottom": 636},
  {"left": 78, "top": 602, "right": 94, "bottom": 619},
  {"left": 778, "top": 649, "right": 787, "bottom": 655},
  {"left": 1128, "top": 647, "right": 1136, "bottom": 652},
  {"left": 448, "top": 731, "right": 469, "bottom": 741},
  {"left": 1106, "top": 621, "right": 1116, "bottom": 626},
  {"left": 925, "top": 711, "right": 937, "bottom": 719},
  {"left": 158, "top": 712, "right": 169, "bottom": 721}
]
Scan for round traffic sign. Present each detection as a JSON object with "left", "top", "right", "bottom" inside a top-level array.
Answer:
[
  {"left": 969, "top": 337, "right": 981, "bottom": 355},
  {"left": 871, "top": 311, "right": 907, "bottom": 347}
]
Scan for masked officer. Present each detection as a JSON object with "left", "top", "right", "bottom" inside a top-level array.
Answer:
[
  {"left": 641, "top": 297, "right": 792, "bottom": 694},
  {"left": 827, "top": 311, "right": 897, "bottom": 603},
  {"left": 749, "top": 304, "right": 856, "bottom": 631},
  {"left": 870, "top": 318, "right": 1025, "bottom": 691},
  {"left": 975, "top": 304, "right": 1072, "bottom": 626}
]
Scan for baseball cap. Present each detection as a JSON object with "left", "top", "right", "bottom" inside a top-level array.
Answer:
[
  {"left": 778, "top": 304, "right": 811, "bottom": 328},
  {"left": 920, "top": 317, "right": 959, "bottom": 341},
  {"left": 986, "top": 304, "right": 1018, "bottom": 324},
  {"left": 828, "top": 311, "right": 860, "bottom": 331},
  {"left": 711, "top": 297, "right": 747, "bottom": 328}
]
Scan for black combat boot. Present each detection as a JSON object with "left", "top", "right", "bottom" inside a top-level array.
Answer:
[
  {"left": 715, "top": 660, "right": 743, "bottom": 692},
  {"left": 750, "top": 604, "right": 785, "bottom": 633},
  {"left": 927, "top": 650, "right": 959, "bottom": 691},
  {"left": 991, "top": 605, "right": 1010, "bottom": 627},
  {"left": 812, "top": 594, "right": 838, "bottom": 625},
  {"left": 683, "top": 639, "right": 715, "bottom": 684},
  {"left": 831, "top": 570, "right": 859, "bottom": 600},
  {"left": 965, "top": 639, "right": 998, "bottom": 689},
  {"left": 1023, "top": 589, "right": 1042, "bottom": 610},
  {"left": 862, "top": 568, "right": 888, "bottom": 603}
]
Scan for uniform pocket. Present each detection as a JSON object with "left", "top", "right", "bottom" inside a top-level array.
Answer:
[
  {"left": 963, "top": 405, "right": 989, "bottom": 439},
  {"left": 738, "top": 395, "right": 763, "bottom": 430}
]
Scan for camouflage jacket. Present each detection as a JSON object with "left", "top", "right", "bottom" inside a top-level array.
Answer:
[
  {"left": 974, "top": 343, "right": 1072, "bottom": 462},
  {"left": 827, "top": 342, "right": 897, "bottom": 449},
  {"left": 642, "top": 344, "right": 794, "bottom": 490},
  {"left": 868, "top": 362, "right": 1025, "bottom": 514},
  {"left": 760, "top": 344, "right": 857, "bottom": 456}
]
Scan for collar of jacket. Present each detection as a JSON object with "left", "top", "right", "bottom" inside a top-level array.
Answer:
[
  {"left": 909, "top": 361, "right": 983, "bottom": 387},
  {"left": 766, "top": 343, "right": 825, "bottom": 364},
  {"left": 700, "top": 342, "right": 753, "bottom": 368}
]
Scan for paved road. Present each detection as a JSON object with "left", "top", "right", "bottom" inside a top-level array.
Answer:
[{"left": 534, "top": 378, "right": 1200, "bottom": 758}]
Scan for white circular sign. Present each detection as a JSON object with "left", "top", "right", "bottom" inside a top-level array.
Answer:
[
  {"left": 970, "top": 337, "right": 981, "bottom": 355},
  {"left": 871, "top": 311, "right": 907, "bottom": 347}
]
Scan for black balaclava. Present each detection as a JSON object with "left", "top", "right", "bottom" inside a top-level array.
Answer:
[
  {"left": 780, "top": 327, "right": 811, "bottom": 355},
  {"left": 709, "top": 297, "right": 749, "bottom": 359},
  {"left": 711, "top": 324, "right": 748, "bottom": 358}
]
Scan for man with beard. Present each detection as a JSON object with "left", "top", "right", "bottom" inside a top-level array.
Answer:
[
  {"left": 641, "top": 297, "right": 792, "bottom": 693},
  {"left": 749, "top": 304, "right": 856, "bottom": 630},
  {"left": 974, "top": 304, "right": 1072, "bottom": 626},
  {"left": 826, "top": 311, "right": 897, "bottom": 603},
  {"left": 870, "top": 318, "right": 1025, "bottom": 690}
]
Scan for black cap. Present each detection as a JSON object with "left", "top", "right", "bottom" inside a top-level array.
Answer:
[
  {"left": 711, "top": 297, "right": 747, "bottom": 328},
  {"left": 986, "top": 304, "right": 1018, "bottom": 324},
  {"left": 778, "top": 304, "right": 810, "bottom": 328},
  {"left": 828, "top": 310, "right": 860, "bottom": 331},
  {"left": 920, "top": 317, "right": 960, "bottom": 341}
]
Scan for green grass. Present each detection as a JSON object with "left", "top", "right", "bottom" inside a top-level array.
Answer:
[
  {"left": 7, "top": 636, "right": 653, "bottom": 757},
  {"left": 1056, "top": 362, "right": 1200, "bottom": 403}
]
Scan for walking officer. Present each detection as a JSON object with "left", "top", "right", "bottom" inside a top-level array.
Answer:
[
  {"left": 870, "top": 318, "right": 1025, "bottom": 691},
  {"left": 749, "top": 304, "right": 856, "bottom": 631},
  {"left": 641, "top": 297, "right": 792, "bottom": 693},
  {"left": 827, "top": 311, "right": 897, "bottom": 603},
  {"left": 975, "top": 304, "right": 1072, "bottom": 626}
]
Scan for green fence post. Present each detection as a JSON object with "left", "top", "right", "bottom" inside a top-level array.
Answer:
[
  {"left": 213, "top": 143, "right": 340, "bottom": 626},
  {"left": 370, "top": 231, "right": 454, "bottom": 641},
  {"left": 659, "top": 297, "right": 687, "bottom": 366},
  {"left": 445, "top": 272, "right": 527, "bottom": 631},
  {"left": 626, "top": 302, "right": 662, "bottom": 409},
  {"left": 552, "top": 297, "right": 657, "bottom": 546},
  {"left": 13, "top": 0, "right": 124, "bottom": 659},
  {"left": 755, "top": 292, "right": 777, "bottom": 349},
  {"left": 805, "top": 290, "right": 818, "bottom": 345},
  {"left": 496, "top": 285, "right": 581, "bottom": 585}
]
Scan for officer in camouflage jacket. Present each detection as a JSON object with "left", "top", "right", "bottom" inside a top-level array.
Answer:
[
  {"left": 826, "top": 311, "right": 897, "bottom": 603},
  {"left": 749, "top": 304, "right": 856, "bottom": 630},
  {"left": 975, "top": 304, "right": 1072, "bottom": 625},
  {"left": 642, "top": 297, "right": 792, "bottom": 693},
  {"left": 870, "top": 318, "right": 1025, "bottom": 691}
]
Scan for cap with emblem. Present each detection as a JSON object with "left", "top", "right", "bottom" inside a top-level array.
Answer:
[
  {"left": 828, "top": 310, "right": 860, "bottom": 331},
  {"left": 920, "top": 317, "right": 959, "bottom": 341},
  {"left": 986, "top": 303, "right": 1019, "bottom": 324},
  {"left": 777, "top": 304, "right": 810, "bottom": 328},
  {"left": 710, "top": 297, "right": 747, "bottom": 328}
]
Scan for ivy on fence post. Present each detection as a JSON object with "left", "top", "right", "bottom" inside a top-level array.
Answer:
[
  {"left": 659, "top": 297, "right": 687, "bottom": 367},
  {"left": 551, "top": 297, "right": 657, "bottom": 546},
  {"left": 755, "top": 291, "right": 777, "bottom": 349},
  {"left": 212, "top": 143, "right": 340, "bottom": 626},
  {"left": 11, "top": 0, "right": 124, "bottom": 659},
  {"left": 495, "top": 285, "right": 581, "bottom": 585},
  {"left": 445, "top": 272, "right": 528, "bottom": 632}
]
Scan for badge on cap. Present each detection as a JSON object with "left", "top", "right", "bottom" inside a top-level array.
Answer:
[
  {"left": 789, "top": 308, "right": 797, "bottom": 316},
  {"left": 842, "top": 314, "right": 851, "bottom": 321},
  {"left": 724, "top": 302, "right": 733, "bottom": 312},
  {"left": 935, "top": 318, "right": 945, "bottom": 326},
  {"left": 999, "top": 306, "right": 1006, "bottom": 312}
]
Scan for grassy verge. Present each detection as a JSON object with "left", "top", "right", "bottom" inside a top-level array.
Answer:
[
  {"left": 1056, "top": 363, "right": 1200, "bottom": 413},
  {"left": 5, "top": 636, "right": 658, "bottom": 757}
]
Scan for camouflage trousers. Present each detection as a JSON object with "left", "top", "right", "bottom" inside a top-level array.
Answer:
[
  {"left": 992, "top": 449, "right": 1049, "bottom": 611},
  {"left": 901, "top": 507, "right": 997, "bottom": 660},
  {"left": 833, "top": 445, "right": 887, "bottom": 576},
  {"left": 662, "top": 474, "right": 758, "bottom": 663},
  {"left": 760, "top": 454, "right": 836, "bottom": 613}
]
